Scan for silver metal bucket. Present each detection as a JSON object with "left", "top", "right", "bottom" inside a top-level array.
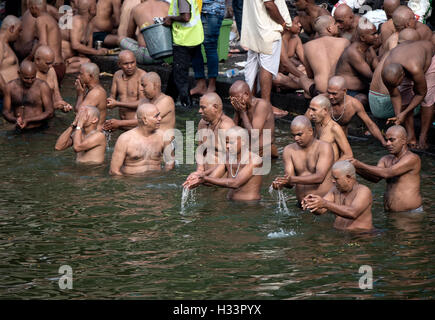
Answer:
[{"left": 140, "top": 23, "right": 173, "bottom": 60}]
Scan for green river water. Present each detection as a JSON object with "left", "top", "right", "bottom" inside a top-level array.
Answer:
[{"left": 0, "top": 75, "right": 433, "bottom": 299}]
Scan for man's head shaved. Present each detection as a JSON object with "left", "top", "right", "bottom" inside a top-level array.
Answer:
[
  {"left": 83, "top": 105, "right": 100, "bottom": 120},
  {"left": 20, "top": 60, "right": 37, "bottom": 75},
  {"left": 382, "top": 63, "right": 404, "bottom": 86},
  {"left": 332, "top": 160, "right": 356, "bottom": 178},
  {"left": 311, "top": 95, "right": 331, "bottom": 110},
  {"left": 328, "top": 76, "right": 346, "bottom": 89},
  {"left": 137, "top": 103, "right": 158, "bottom": 120},
  {"left": 35, "top": 45, "right": 54, "bottom": 60},
  {"left": 1, "top": 15, "right": 21, "bottom": 30},
  {"left": 229, "top": 80, "right": 250, "bottom": 96},
  {"left": 398, "top": 28, "right": 420, "bottom": 43},
  {"left": 314, "top": 15, "right": 335, "bottom": 34},
  {"left": 81, "top": 62, "right": 100, "bottom": 79},
  {"left": 386, "top": 125, "right": 407, "bottom": 139},
  {"left": 383, "top": 0, "right": 400, "bottom": 17},
  {"left": 392, "top": 6, "right": 415, "bottom": 27},
  {"left": 200, "top": 92, "right": 223, "bottom": 111},
  {"left": 291, "top": 115, "right": 312, "bottom": 130},
  {"left": 118, "top": 49, "right": 136, "bottom": 61},
  {"left": 357, "top": 17, "right": 375, "bottom": 34},
  {"left": 334, "top": 4, "right": 353, "bottom": 18},
  {"left": 142, "top": 72, "right": 161, "bottom": 87}
]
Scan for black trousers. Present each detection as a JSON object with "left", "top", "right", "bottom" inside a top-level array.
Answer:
[{"left": 169, "top": 44, "right": 201, "bottom": 105}]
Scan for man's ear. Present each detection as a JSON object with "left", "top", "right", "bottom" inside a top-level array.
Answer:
[{"left": 8, "top": 25, "right": 15, "bottom": 34}]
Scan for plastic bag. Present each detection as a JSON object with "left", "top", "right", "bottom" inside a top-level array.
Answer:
[
  {"left": 408, "top": 0, "right": 432, "bottom": 23},
  {"left": 363, "top": 9, "right": 387, "bottom": 29}
]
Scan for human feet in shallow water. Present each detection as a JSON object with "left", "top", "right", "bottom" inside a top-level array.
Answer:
[{"left": 273, "top": 106, "right": 288, "bottom": 118}]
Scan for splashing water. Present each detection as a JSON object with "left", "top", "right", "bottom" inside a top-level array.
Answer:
[
  {"left": 267, "top": 228, "right": 296, "bottom": 239},
  {"left": 103, "top": 130, "right": 112, "bottom": 151},
  {"left": 180, "top": 187, "right": 196, "bottom": 215},
  {"left": 269, "top": 185, "right": 290, "bottom": 215}
]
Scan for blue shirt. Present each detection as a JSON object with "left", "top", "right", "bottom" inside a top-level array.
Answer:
[{"left": 201, "top": 0, "right": 226, "bottom": 16}]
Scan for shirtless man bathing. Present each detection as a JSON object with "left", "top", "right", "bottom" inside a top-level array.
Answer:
[
  {"left": 272, "top": 115, "right": 334, "bottom": 205},
  {"left": 110, "top": 103, "right": 175, "bottom": 175},
  {"left": 307, "top": 95, "right": 353, "bottom": 162},
  {"left": 229, "top": 80, "right": 277, "bottom": 158},
  {"left": 302, "top": 160, "right": 373, "bottom": 231},
  {"left": 55, "top": 105, "right": 106, "bottom": 164},
  {"left": 34, "top": 45, "right": 72, "bottom": 112},
  {"left": 103, "top": 50, "right": 146, "bottom": 131},
  {"left": 184, "top": 126, "right": 263, "bottom": 202},
  {"left": 350, "top": 125, "right": 422, "bottom": 213},
  {"left": 104, "top": 70, "right": 176, "bottom": 133},
  {"left": 74, "top": 62, "right": 107, "bottom": 131},
  {"left": 92, "top": 0, "right": 121, "bottom": 48},
  {"left": 2, "top": 61, "right": 54, "bottom": 131}
]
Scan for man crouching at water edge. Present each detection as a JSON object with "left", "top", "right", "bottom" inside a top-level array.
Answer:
[
  {"left": 350, "top": 125, "right": 422, "bottom": 213},
  {"left": 183, "top": 126, "right": 263, "bottom": 202},
  {"left": 55, "top": 106, "right": 106, "bottom": 164},
  {"left": 302, "top": 161, "right": 373, "bottom": 231},
  {"left": 109, "top": 103, "right": 175, "bottom": 176},
  {"left": 2, "top": 61, "right": 54, "bottom": 131},
  {"left": 272, "top": 116, "right": 334, "bottom": 205}
]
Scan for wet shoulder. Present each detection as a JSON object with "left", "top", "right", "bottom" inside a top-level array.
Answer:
[{"left": 221, "top": 115, "right": 236, "bottom": 128}]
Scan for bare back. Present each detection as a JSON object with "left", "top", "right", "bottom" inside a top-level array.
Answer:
[
  {"left": 0, "top": 40, "right": 19, "bottom": 83},
  {"left": 304, "top": 36, "right": 350, "bottom": 92},
  {"left": 35, "top": 13, "right": 63, "bottom": 64}
]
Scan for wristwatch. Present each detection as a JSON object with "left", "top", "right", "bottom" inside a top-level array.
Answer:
[{"left": 76, "top": 126, "right": 81, "bottom": 131}]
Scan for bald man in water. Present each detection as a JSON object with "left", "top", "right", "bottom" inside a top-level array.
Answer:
[
  {"left": 103, "top": 50, "right": 146, "bottom": 131},
  {"left": 350, "top": 125, "right": 422, "bottom": 213},
  {"left": 381, "top": 40, "right": 434, "bottom": 150},
  {"left": 184, "top": 126, "right": 263, "bottom": 201},
  {"left": 299, "top": 15, "right": 350, "bottom": 97},
  {"left": 104, "top": 71, "right": 176, "bottom": 133},
  {"left": 55, "top": 105, "right": 106, "bottom": 164},
  {"left": 307, "top": 95, "right": 353, "bottom": 162},
  {"left": 327, "top": 76, "right": 386, "bottom": 146},
  {"left": 35, "top": 46, "right": 72, "bottom": 112},
  {"left": 302, "top": 161, "right": 373, "bottom": 231},
  {"left": 2, "top": 61, "right": 54, "bottom": 131},
  {"left": 61, "top": 0, "right": 108, "bottom": 74},
  {"left": 110, "top": 103, "right": 175, "bottom": 175},
  {"left": 335, "top": 17, "right": 379, "bottom": 106},
  {"left": 272, "top": 115, "right": 334, "bottom": 205},
  {"left": 0, "top": 16, "right": 21, "bottom": 84},
  {"left": 29, "top": 0, "right": 65, "bottom": 84},
  {"left": 188, "top": 92, "right": 235, "bottom": 177},
  {"left": 229, "top": 80, "right": 277, "bottom": 158},
  {"left": 74, "top": 62, "right": 107, "bottom": 131},
  {"left": 333, "top": 4, "right": 360, "bottom": 42}
]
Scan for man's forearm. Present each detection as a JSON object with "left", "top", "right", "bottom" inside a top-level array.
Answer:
[
  {"left": 204, "top": 176, "right": 238, "bottom": 189},
  {"left": 264, "top": 1, "right": 286, "bottom": 25},
  {"left": 324, "top": 201, "right": 359, "bottom": 219},
  {"left": 75, "top": 94, "right": 84, "bottom": 112},
  {"left": 117, "top": 100, "right": 141, "bottom": 109},
  {"left": 402, "top": 95, "right": 425, "bottom": 116}
]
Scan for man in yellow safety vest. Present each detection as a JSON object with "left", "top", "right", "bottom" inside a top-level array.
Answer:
[{"left": 164, "top": 0, "right": 204, "bottom": 107}]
